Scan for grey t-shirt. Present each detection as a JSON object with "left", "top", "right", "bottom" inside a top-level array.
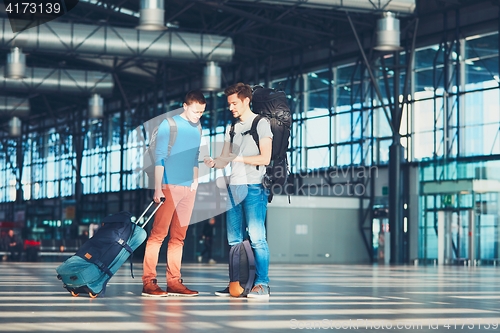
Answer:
[{"left": 224, "top": 113, "right": 273, "bottom": 185}]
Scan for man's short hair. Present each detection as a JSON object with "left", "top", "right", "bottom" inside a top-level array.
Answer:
[
  {"left": 184, "top": 90, "right": 207, "bottom": 105},
  {"left": 224, "top": 82, "right": 252, "bottom": 102}
]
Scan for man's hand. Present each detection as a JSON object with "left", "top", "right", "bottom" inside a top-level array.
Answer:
[
  {"left": 203, "top": 155, "right": 215, "bottom": 168},
  {"left": 190, "top": 181, "right": 198, "bottom": 192},
  {"left": 153, "top": 188, "right": 164, "bottom": 203}
]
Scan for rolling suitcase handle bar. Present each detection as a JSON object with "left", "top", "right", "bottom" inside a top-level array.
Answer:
[{"left": 135, "top": 197, "right": 166, "bottom": 228}]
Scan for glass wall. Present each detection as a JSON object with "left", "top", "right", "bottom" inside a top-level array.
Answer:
[
  {"left": 0, "top": 29, "right": 499, "bottom": 262},
  {"left": 411, "top": 33, "right": 500, "bottom": 162},
  {"left": 415, "top": 33, "right": 500, "bottom": 263},
  {"left": 1, "top": 31, "right": 495, "bottom": 203},
  {"left": 0, "top": 139, "right": 18, "bottom": 202}
]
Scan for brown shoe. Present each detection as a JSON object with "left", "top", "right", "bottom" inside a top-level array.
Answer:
[
  {"left": 167, "top": 279, "right": 199, "bottom": 297},
  {"left": 142, "top": 279, "right": 168, "bottom": 297}
]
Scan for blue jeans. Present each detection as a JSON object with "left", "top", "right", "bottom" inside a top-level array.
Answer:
[{"left": 226, "top": 184, "right": 270, "bottom": 286}]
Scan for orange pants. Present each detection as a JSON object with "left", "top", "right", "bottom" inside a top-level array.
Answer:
[{"left": 142, "top": 185, "right": 196, "bottom": 285}]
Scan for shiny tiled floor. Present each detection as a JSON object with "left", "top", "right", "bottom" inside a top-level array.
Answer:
[{"left": 0, "top": 262, "right": 499, "bottom": 332}]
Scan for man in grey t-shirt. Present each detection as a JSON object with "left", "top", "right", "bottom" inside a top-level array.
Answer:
[{"left": 204, "top": 82, "right": 273, "bottom": 299}]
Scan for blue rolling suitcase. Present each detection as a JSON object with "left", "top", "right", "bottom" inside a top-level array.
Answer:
[{"left": 56, "top": 199, "right": 164, "bottom": 298}]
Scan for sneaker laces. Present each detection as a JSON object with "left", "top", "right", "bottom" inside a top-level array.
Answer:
[
  {"left": 147, "top": 279, "right": 163, "bottom": 291},
  {"left": 169, "top": 279, "right": 187, "bottom": 289},
  {"left": 251, "top": 285, "right": 264, "bottom": 293}
]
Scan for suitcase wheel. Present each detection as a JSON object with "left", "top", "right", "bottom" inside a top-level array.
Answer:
[
  {"left": 70, "top": 291, "right": 79, "bottom": 297},
  {"left": 89, "top": 292, "right": 98, "bottom": 298}
]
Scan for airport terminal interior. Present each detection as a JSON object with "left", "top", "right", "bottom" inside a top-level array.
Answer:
[{"left": 1, "top": 0, "right": 500, "bottom": 332}]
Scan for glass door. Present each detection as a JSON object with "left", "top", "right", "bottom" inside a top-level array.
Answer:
[
  {"left": 421, "top": 191, "right": 499, "bottom": 264},
  {"left": 420, "top": 192, "right": 474, "bottom": 264},
  {"left": 437, "top": 209, "right": 471, "bottom": 264}
]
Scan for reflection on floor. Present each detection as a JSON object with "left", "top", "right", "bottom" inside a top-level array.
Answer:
[{"left": 0, "top": 262, "right": 499, "bottom": 332}]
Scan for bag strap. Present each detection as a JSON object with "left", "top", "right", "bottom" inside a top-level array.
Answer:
[
  {"left": 228, "top": 244, "right": 238, "bottom": 282},
  {"left": 166, "top": 117, "right": 177, "bottom": 158},
  {"left": 241, "top": 115, "right": 262, "bottom": 152},
  {"left": 79, "top": 254, "right": 114, "bottom": 277},
  {"left": 229, "top": 120, "right": 236, "bottom": 148},
  {"left": 242, "top": 239, "right": 256, "bottom": 296},
  {"left": 225, "top": 120, "right": 237, "bottom": 208},
  {"left": 241, "top": 115, "right": 263, "bottom": 170},
  {"left": 122, "top": 225, "right": 136, "bottom": 279},
  {"left": 163, "top": 117, "right": 201, "bottom": 161}
]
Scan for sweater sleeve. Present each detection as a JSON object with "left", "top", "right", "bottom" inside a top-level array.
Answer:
[
  {"left": 194, "top": 148, "right": 200, "bottom": 168},
  {"left": 193, "top": 126, "right": 202, "bottom": 168},
  {"left": 154, "top": 120, "right": 170, "bottom": 166}
]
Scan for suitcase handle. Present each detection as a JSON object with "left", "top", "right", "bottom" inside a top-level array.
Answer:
[{"left": 136, "top": 197, "right": 165, "bottom": 228}]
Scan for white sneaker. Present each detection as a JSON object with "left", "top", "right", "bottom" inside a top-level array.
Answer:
[{"left": 247, "top": 284, "right": 270, "bottom": 299}]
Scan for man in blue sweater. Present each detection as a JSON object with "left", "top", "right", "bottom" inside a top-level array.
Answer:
[{"left": 142, "top": 90, "right": 206, "bottom": 297}]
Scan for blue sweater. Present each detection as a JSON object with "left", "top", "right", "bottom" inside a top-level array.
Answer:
[{"left": 154, "top": 115, "right": 201, "bottom": 186}]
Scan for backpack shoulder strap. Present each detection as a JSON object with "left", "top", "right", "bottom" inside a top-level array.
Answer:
[
  {"left": 229, "top": 120, "right": 236, "bottom": 149},
  {"left": 166, "top": 117, "right": 177, "bottom": 158},
  {"left": 242, "top": 115, "right": 264, "bottom": 171},
  {"left": 242, "top": 115, "right": 263, "bottom": 151}
]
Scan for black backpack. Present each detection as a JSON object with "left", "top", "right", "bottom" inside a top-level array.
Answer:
[
  {"left": 228, "top": 239, "right": 256, "bottom": 297},
  {"left": 237, "top": 85, "right": 292, "bottom": 202}
]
